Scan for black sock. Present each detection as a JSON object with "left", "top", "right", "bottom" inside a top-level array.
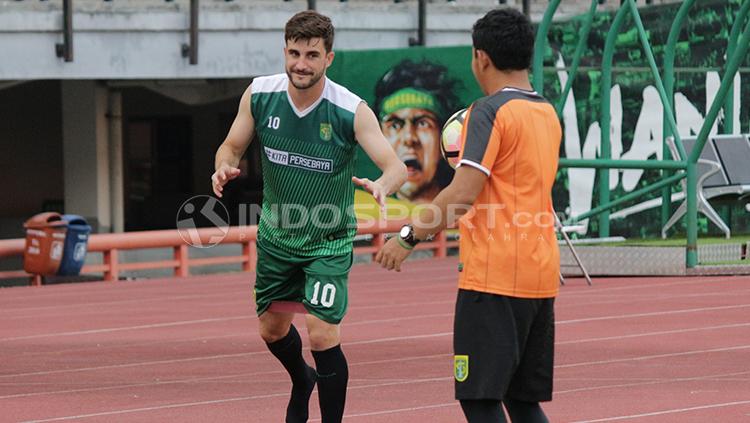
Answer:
[
  {"left": 266, "top": 325, "right": 317, "bottom": 423},
  {"left": 503, "top": 398, "right": 548, "bottom": 423},
  {"left": 312, "top": 344, "right": 348, "bottom": 423},
  {"left": 460, "top": 399, "right": 506, "bottom": 423}
]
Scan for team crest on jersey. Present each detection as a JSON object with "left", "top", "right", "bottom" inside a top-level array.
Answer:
[
  {"left": 454, "top": 355, "right": 469, "bottom": 382},
  {"left": 320, "top": 123, "right": 332, "bottom": 141}
]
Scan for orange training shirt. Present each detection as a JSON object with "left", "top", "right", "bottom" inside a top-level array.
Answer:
[{"left": 456, "top": 87, "right": 562, "bottom": 298}]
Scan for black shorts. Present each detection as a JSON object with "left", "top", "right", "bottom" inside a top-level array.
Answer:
[{"left": 453, "top": 289, "right": 555, "bottom": 402}]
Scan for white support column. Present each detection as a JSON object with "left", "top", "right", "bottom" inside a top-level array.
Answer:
[
  {"left": 108, "top": 90, "right": 124, "bottom": 233},
  {"left": 61, "top": 80, "right": 112, "bottom": 232}
]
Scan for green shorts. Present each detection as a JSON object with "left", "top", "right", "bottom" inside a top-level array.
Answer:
[{"left": 254, "top": 239, "right": 353, "bottom": 324}]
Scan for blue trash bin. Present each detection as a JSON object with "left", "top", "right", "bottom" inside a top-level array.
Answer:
[{"left": 57, "top": 215, "right": 91, "bottom": 276}]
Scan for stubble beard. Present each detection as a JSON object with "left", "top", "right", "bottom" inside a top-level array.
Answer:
[{"left": 287, "top": 69, "right": 324, "bottom": 90}]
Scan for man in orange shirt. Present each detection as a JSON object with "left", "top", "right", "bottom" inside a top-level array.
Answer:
[{"left": 376, "top": 8, "right": 561, "bottom": 423}]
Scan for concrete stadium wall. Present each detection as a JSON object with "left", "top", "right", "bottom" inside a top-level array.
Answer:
[{"left": 0, "top": 0, "right": 682, "bottom": 80}]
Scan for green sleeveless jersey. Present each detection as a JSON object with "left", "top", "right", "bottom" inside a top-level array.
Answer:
[{"left": 250, "top": 74, "right": 362, "bottom": 256}]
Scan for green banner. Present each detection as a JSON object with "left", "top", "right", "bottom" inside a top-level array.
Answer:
[
  {"left": 542, "top": 0, "right": 749, "bottom": 237},
  {"left": 330, "top": 0, "right": 749, "bottom": 236}
]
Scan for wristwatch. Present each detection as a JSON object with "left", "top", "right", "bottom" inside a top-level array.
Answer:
[{"left": 399, "top": 224, "right": 420, "bottom": 248}]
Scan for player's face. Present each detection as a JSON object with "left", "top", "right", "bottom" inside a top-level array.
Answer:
[
  {"left": 380, "top": 107, "right": 441, "bottom": 198},
  {"left": 284, "top": 38, "right": 333, "bottom": 90}
]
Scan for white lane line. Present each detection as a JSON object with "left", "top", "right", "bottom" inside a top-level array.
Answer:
[
  {"left": 346, "top": 332, "right": 451, "bottom": 346},
  {"left": 311, "top": 403, "right": 457, "bottom": 421},
  {"left": 19, "top": 376, "right": 452, "bottom": 422},
  {"left": 8, "top": 313, "right": 454, "bottom": 358},
  {"left": 353, "top": 300, "right": 453, "bottom": 311},
  {"left": 559, "top": 288, "right": 750, "bottom": 309},
  {"left": 0, "top": 350, "right": 265, "bottom": 379},
  {"left": 558, "top": 344, "right": 750, "bottom": 368},
  {"left": 0, "top": 316, "right": 253, "bottom": 342},
  {"left": 0, "top": 333, "right": 450, "bottom": 379},
  {"left": 558, "top": 276, "right": 744, "bottom": 297},
  {"left": 0, "top": 353, "right": 449, "bottom": 400},
  {"left": 557, "top": 322, "right": 750, "bottom": 345},
  {"left": 20, "top": 392, "right": 288, "bottom": 422},
  {"left": 0, "top": 284, "right": 248, "bottom": 313},
  {"left": 570, "top": 400, "right": 750, "bottom": 422},
  {"left": 557, "top": 303, "right": 750, "bottom": 324},
  {"left": 556, "top": 369, "right": 750, "bottom": 395},
  {"left": 0, "top": 302, "right": 453, "bottom": 343}
]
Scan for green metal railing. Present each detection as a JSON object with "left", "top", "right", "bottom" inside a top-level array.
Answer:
[
  {"left": 536, "top": 0, "right": 750, "bottom": 268},
  {"left": 554, "top": 0, "right": 599, "bottom": 116},
  {"left": 532, "top": 0, "right": 561, "bottom": 97},
  {"left": 724, "top": 0, "right": 750, "bottom": 134},
  {"left": 660, "top": 0, "right": 696, "bottom": 231},
  {"left": 569, "top": 172, "right": 686, "bottom": 224}
]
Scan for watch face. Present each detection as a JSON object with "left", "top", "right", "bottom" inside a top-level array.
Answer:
[{"left": 400, "top": 226, "right": 411, "bottom": 238}]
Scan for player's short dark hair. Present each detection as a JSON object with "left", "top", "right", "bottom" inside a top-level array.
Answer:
[
  {"left": 472, "top": 8, "right": 534, "bottom": 71},
  {"left": 373, "top": 59, "right": 461, "bottom": 126},
  {"left": 285, "top": 11, "right": 335, "bottom": 52}
]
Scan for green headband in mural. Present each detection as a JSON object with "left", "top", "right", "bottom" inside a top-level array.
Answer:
[{"left": 379, "top": 88, "right": 444, "bottom": 120}]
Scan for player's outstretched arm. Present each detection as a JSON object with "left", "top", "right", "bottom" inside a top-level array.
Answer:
[
  {"left": 212, "top": 86, "right": 256, "bottom": 198},
  {"left": 375, "top": 166, "right": 487, "bottom": 271},
  {"left": 352, "top": 102, "right": 407, "bottom": 212}
]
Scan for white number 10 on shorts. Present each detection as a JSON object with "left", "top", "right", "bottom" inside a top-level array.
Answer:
[{"left": 310, "top": 281, "right": 337, "bottom": 308}]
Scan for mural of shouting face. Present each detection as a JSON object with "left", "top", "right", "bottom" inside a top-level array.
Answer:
[
  {"left": 375, "top": 60, "right": 461, "bottom": 203},
  {"left": 380, "top": 104, "right": 441, "bottom": 201}
]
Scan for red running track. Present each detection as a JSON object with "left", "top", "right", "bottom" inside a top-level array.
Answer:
[{"left": 1, "top": 258, "right": 750, "bottom": 422}]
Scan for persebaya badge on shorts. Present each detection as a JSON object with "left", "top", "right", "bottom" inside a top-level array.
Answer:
[
  {"left": 454, "top": 355, "right": 469, "bottom": 382},
  {"left": 320, "top": 122, "right": 332, "bottom": 141}
]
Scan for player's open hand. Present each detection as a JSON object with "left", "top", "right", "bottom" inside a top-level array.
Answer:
[
  {"left": 352, "top": 176, "right": 386, "bottom": 215},
  {"left": 212, "top": 164, "right": 241, "bottom": 198},
  {"left": 375, "top": 236, "right": 412, "bottom": 272}
]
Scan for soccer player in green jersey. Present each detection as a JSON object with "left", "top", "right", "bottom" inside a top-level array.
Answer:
[{"left": 211, "top": 10, "right": 406, "bottom": 423}]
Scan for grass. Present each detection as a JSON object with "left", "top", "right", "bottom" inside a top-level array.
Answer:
[
  {"left": 573, "top": 234, "right": 750, "bottom": 247},
  {"left": 565, "top": 234, "right": 750, "bottom": 266},
  {"left": 698, "top": 259, "right": 750, "bottom": 266}
]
